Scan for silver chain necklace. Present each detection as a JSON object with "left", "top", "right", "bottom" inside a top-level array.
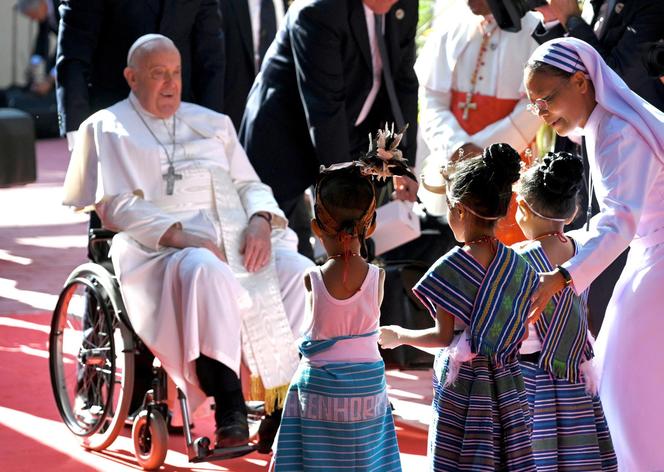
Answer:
[{"left": 130, "top": 99, "right": 182, "bottom": 195}]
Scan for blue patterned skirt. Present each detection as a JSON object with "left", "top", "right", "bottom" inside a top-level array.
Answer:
[
  {"left": 272, "top": 359, "right": 402, "bottom": 471},
  {"left": 429, "top": 353, "right": 536, "bottom": 472},
  {"left": 521, "top": 361, "right": 617, "bottom": 471}
]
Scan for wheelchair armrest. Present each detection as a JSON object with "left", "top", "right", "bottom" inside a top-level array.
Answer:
[
  {"left": 88, "top": 228, "right": 117, "bottom": 266},
  {"left": 89, "top": 228, "right": 117, "bottom": 241}
]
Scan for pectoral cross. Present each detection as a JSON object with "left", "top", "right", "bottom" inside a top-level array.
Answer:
[
  {"left": 163, "top": 164, "right": 182, "bottom": 195},
  {"left": 458, "top": 92, "right": 477, "bottom": 121}
]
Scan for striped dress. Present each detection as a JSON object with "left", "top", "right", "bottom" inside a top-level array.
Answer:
[
  {"left": 271, "top": 265, "right": 402, "bottom": 471},
  {"left": 413, "top": 242, "right": 539, "bottom": 472},
  {"left": 517, "top": 242, "right": 617, "bottom": 471}
]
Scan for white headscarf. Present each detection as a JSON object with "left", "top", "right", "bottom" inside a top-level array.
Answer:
[{"left": 528, "top": 37, "right": 664, "bottom": 166}]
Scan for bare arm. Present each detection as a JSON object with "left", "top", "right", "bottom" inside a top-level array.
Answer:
[{"left": 378, "top": 306, "right": 455, "bottom": 349}]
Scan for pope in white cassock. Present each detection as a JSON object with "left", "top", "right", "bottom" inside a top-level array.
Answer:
[{"left": 62, "top": 34, "right": 313, "bottom": 449}]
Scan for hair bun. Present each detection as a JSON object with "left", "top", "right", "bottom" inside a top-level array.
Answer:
[
  {"left": 538, "top": 152, "right": 584, "bottom": 198},
  {"left": 482, "top": 143, "right": 521, "bottom": 185}
]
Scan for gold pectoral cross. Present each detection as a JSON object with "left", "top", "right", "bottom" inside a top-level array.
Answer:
[
  {"left": 458, "top": 92, "right": 477, "bottom": 121},
  {"left": 163, "top": 164, "right": 183, "bottom": 195}
]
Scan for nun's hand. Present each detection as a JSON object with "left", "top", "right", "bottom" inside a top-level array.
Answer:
[{"left": 528, "top": 270, "right": 567, "bottom": 323}]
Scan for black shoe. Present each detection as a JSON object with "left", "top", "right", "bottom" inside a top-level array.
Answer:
[
  {"left": 73, "top": 393, "right": 103, "bottom": 426},
  {"left": 257, "top": 409, "right": 282, "bottom": 454},
  {"left": 215, "top": 411, "right": 249, "bottom": 449}
]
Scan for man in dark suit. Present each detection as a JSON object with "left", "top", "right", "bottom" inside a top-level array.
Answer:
[
  {"left": 55, "top": 0, "right": 225, "bottom": 142},
  {"left": 239, "top": 0, "right": 419, "bottom": 258},
  {"left": 220, "top": 0, "right": 286, "bottom": 130},
  {"left": 533, "top": 0, "right": 664, "bottom": 109}
]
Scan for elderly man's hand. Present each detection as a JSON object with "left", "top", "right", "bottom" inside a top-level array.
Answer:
[
  {"left": 241, "top": 214, "right": 272, "bottom": 272},
  {"left": 159, "top": 224, "right": 227, "bottom": 262},
  {"left": 392, "top": 175, "right": 418, "bottom": 202}
]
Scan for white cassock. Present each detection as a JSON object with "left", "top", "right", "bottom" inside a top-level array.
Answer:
[
  {"left": 415, "top": 9, "right": 541, "bottom": 215},
  {"left": 565, "top": 104, "right": 664, "bottom": 471},
  {"left": 63, "top": 94, "right": 313, "bottom": 414}
]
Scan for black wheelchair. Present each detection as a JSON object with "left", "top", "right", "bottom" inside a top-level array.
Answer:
[{"left": 48, "top": 229, "right": 264, "bottom": 470}]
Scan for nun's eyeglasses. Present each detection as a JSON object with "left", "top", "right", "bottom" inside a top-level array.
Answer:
[{"left": 526, "top": 81, "right": 568, "bottom": 116}]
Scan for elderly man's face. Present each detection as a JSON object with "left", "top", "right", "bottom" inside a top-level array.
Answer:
[{"left": 124, "top": 45, "right": 182, "bottom": 118}]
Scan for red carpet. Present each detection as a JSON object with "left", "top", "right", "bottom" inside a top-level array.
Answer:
[{"left": 0, "top": 312, "right": 429, "bottom": 471}]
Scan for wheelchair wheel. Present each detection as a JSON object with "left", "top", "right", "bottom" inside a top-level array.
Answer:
[
  {"left": 49, "top": 263, "right": 135, "bottom": 451},
  {"left": 132, "top": 409, "right": 168, "bottom": 470}
]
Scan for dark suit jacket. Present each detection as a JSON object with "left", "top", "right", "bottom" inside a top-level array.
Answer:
[
  {"left": 220, "top": 0, "right": 287, "bottom": 130},
  {"left": 238, "top": 0, "right": 418, "bottom": 202},
  {"left": 533, "top": 0, "right": 664, "bottom": 109},
  {"left": 55, "top": 0, "right": 225, "bottom": 134},
  {"left": 33, "top": 0, "right": 60, "bottom": 71}
]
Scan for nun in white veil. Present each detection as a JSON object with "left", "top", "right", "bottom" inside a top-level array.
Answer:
[{"left": 523, "top": 37, "right": 664, "bottom": 471}]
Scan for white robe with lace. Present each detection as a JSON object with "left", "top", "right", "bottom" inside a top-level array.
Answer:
[{"left": 63, "top": 94, "right": 312, "bottom": 413}]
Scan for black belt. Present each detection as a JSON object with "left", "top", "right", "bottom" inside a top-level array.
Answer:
[{"left": 518, "top": 352, "right": 541, "bottom": 363}]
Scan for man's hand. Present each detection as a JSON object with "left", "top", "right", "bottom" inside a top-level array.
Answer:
[
  {"left": 241, "top": 214, "right": 272, "bottom": 272},
  {"left": 159, "top": 224, "right": 227, "bottom": 262},
  {"left": 534, "top": 4, "right": 558, "bottom": 23},
  {"left": 393, "top": 175, "right": 418, "bottom": 202},
  {"left": 547, "top": 0, "right": 582, "bottom": 26},
  {"left": 528, "top": 270, "right": 567, "bottom": 324},
  {"left": 378, "top": 325, "right": 403, "bottom": 349}
]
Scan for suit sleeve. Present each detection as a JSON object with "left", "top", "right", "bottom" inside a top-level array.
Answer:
[
  {"left": 34, "top": 21, "right": 51, "bottom": 60},
  {"left": 565, "top": 0, "right": 664, "bottom": 80},
  {"left": 533, "top": 0, "right": 664, "bottom": 99},
  {"left": 289, "top": 5, "right": 350, "bottom": 166},
  {"left": 55, "top": 0, "right": 104, "bottom": 135},
  {"left": 191, "top": 0, "right": 225, "bottom": 113},
  {"left": 392, "top": 1, "right": 419, "bottom": 167}
]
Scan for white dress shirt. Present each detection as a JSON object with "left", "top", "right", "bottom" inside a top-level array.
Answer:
[{"left": 355, "top": 4, "right": 383, "bottom": 126}]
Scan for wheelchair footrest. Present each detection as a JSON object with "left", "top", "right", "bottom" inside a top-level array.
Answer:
[{"left": 190, "top": 442, "right": 257, "bottom": 462}]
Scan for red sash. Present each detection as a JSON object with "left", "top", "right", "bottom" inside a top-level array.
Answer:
[{"left": 450, "top": 90, "right": 530, "bottom": 245}]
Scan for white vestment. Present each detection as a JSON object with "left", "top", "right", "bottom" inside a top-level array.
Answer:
[
  {"left": 415, "top": 10, "right": 541, "bottom": 214},
  {"left": 63, "top": 94, "right": 313, "bottom": 413},
  {"left": 566, "top": 104, "right": 664, "bottom": 471},
  {"left": 416, "top": 10, "right": 541, "bottom": 161}
]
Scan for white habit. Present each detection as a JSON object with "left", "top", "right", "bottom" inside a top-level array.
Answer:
[
  {"left": 63, "top": 94, "right": 313, "bottom": 413},
  {"left": 566, "top": 104, "right": 664, "bottom": 471}
]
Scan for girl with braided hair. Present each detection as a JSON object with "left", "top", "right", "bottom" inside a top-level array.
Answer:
[
  {"left": 514, "top": 152, "right": 617, "bottom": 471},
  {"left": 380, "top": 143, "right": 539, "bottom": 471},
  {"left": 270, "top": 126, "right": 413, "bottom": 472}
]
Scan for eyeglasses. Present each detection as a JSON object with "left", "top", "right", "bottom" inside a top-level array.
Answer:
[{"left": 526, "top": 80, "right": 568, "bottom": 116}]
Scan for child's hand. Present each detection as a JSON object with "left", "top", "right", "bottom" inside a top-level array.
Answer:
[{"left": 378, "top": 326, "right": 402, "bottom": 349}]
